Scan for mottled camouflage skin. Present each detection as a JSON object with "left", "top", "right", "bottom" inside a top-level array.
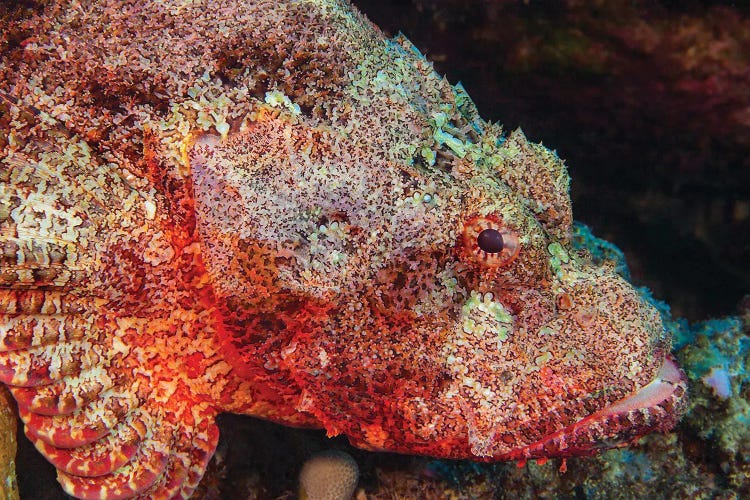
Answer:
[{"left": 0, "top": 1, "right": 686, "bottom": 498}]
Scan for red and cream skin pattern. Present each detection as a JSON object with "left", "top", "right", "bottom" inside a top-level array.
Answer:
[{"left": 0, "top": 0, "right": 687, "bottom": 498}]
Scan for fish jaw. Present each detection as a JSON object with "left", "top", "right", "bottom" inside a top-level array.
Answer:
[{"left": 497, "top": 355, "right": 688, "bottom": 461}]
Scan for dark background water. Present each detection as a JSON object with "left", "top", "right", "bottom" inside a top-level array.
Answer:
[{"left": 355, "top": 0, "right": 750, "bottom": 321}]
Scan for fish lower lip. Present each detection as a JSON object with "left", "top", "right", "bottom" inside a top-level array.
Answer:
[
  {"left": 507, "top": 355, "right": 688, "bottom": 460},
  {"left": 592, "top": 355, "right": 687, "bottom": 419}
]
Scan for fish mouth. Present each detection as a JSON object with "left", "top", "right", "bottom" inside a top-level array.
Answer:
[{"left": 506, "top": 355, "right": 688, "bottom": 460}]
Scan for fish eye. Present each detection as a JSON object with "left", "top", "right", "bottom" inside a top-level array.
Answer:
[
  {"left": 462, "top": 216, "right": 520, "bottom": 268},
  {"left": 477, "top": 228, "right": 504, "bottom": 253}
]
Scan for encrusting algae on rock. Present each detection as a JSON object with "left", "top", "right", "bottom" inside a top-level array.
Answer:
[
  {"left": 0, "top": 386, "right": 18, "bottom": 500},
  {"left": 1, "top": 1, "right": 687, "bottom": 498}
]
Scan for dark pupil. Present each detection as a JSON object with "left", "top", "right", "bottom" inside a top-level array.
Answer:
[{"left": 477, "top": 228, "right": 504, "bottom": 253}]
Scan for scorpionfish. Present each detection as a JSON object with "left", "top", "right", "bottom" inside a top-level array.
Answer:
[{"left": 0, "top": 0, "right": 687, "bottom": 498}]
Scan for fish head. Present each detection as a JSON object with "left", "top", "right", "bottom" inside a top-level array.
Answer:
[{"left": 189, "top": 104, "right": 687, "bottom": 460}]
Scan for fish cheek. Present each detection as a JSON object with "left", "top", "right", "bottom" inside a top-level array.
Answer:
[{"left": 368, "top": 249, "right": 460, "bottom": 316}]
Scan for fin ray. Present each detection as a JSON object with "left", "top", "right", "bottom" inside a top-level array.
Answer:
[
  {"left": 10, "top": 367, "right": 115, "bottom": 415},
  {"left": 20, "top": 384, "right": 139, "bottom": 448},
  {"left": 30, "top": 413, "right": 146, "bottom": 477}
]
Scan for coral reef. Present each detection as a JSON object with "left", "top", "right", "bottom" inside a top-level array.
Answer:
[
  {"left": 677, "top": 317, "right": 750, "bottom": 464},
  {"left": 298, "top": 450, "right": 359, "bottom": 500}
]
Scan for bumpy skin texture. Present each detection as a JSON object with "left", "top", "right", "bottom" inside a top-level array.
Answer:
[{"left": 0, "top": 1, "right": 687, "bottom": 498}]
